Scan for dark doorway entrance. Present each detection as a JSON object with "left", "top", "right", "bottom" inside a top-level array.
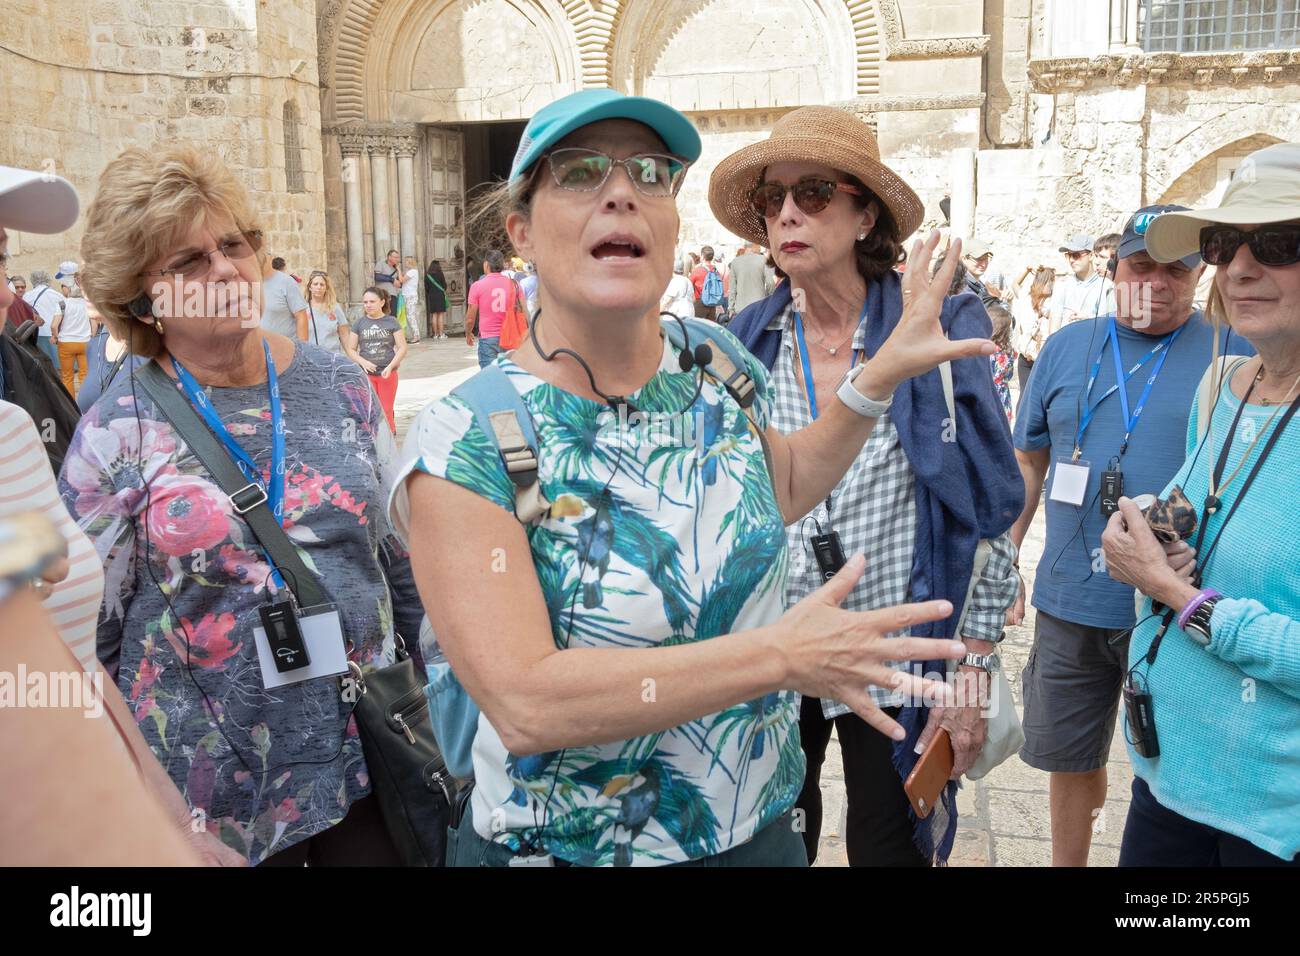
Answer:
[
  {"left": 421, "top": 120, "right": 526, "bottom": 332},
  {"left": 463, "top": 120, "right": 526, "bottom": 261}
]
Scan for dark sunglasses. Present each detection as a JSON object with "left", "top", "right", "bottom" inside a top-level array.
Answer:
[
  {"left": 1199, "top": 224, "right": 1300, "bottom": 267},
  {"left": 749, "top": 177, "right": 864, "bottom": 219}
]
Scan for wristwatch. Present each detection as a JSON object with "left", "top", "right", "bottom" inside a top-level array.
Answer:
[
  {"left": 960, "top": 651, "right": 1001, "bottom": 673},
  {"left": 1182, "top": 597, "right": 1219, "bottom": 647},
  {"left": 836, "top": 364, "right": 893, "bottom": 419}
]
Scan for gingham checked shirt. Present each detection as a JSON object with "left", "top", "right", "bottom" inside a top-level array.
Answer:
[{"left": 766, "top": 304, "right": 1019, "bottom": 719}]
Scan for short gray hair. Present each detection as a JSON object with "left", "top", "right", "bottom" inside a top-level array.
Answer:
[{"left": 30, "top": 268, "right": 51, "bottom": 284}]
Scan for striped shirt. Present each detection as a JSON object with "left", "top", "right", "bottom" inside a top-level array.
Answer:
[
  {"left": 765, "top": 305, "right": 1018, "bottom": 719},
  {"left": 0, "top": 401, "right": 105, "bottom": 672}
]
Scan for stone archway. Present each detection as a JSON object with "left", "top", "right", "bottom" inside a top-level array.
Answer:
[
  {"left": 318, "top": 0, "right": 887, "bottom": 125},
  {"left": 317, "top": 0, "right": 589, "bottom": 309},
  {"left": 608, "top": 0, "right": 869, "bottom": 106},
  {"left": 313, "top": 0, "right": 893, "bottom": 299},
  {"left": 1156, "top": 133, "right": 1284, "bottom": 209},
  {"left": 1147, "top": 103, "right": 1300, "bottom": 204}
]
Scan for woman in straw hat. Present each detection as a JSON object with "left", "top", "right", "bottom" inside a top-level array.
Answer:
[
  {"left": 717, "top": 106, "right": 1024, "bottom": 866},
  {"left": 1102, "top": 142, "right": 1300, "bottom": 866},
  {"left": 389, "top": 89, "right": 999, "bottom": 866}
]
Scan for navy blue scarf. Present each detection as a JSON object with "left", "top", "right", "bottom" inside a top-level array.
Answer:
[{"left": 729, "top": 273, "right": 1024, "bottom": 862}]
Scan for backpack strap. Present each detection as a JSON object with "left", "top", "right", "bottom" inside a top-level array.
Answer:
[
  {"left": 661, "top": 316, "right": 758, "bottom": 423},
  {"left": 451, "top": 364, "right": 550, "bottom": 525},
  {"left": 661, "top": 316, "right": 775, "bottom": 485}
]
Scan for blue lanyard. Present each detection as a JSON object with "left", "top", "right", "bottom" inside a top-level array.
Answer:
[
  {"left": 791, "top": 302, "right": 869, "bottom": 421},
  {"left": 1074, "top": 317, "right": 1181, "bottom": 458},
  {"left": 172, "top": 339, "right": 286, "bottom": 525}
]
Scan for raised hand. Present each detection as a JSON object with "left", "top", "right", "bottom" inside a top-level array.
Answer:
[
  {"left": 857, "top": 233, "right": 997, "bottom": 399},
  {"left": 778, "top": 554, "right": 965, "bottom": 741}
]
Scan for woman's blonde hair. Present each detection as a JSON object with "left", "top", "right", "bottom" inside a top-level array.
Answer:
[
  {"left": 307, "top": 270, "right": 339, "bottom": 310},
  {"left": 80, "top": 145, "right": 265, "bottom": 357},
  {"left": 1205, "top": 277, "right": 1233, "bottom": 331}
]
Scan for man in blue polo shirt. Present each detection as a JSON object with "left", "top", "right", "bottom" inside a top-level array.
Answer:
[{"left": 1009, "top": 204, "right": 1253, "bottom": 866}]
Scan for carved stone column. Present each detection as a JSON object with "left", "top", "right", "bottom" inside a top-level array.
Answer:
[
  {"left": 368, "top": 134, "right": 393, "bottom": 267},
  {"left": 339, "top": 131, "right": 368, "bottom": 306},
  {"left": 395, "top": 133, "right": 419, "bottom": 277}
]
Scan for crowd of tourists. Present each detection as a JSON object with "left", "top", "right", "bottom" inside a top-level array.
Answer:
[{"left": 1, "top": 89, "right": 1296, "bottom": 870}]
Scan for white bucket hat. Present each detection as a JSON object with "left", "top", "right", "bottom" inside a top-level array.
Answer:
[{"left": 1145, "top": 142, "right": 1300, "bottom": 263}]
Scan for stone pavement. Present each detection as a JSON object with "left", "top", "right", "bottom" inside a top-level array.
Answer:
[
  {"left": 393, "top": 339, "right": 1132, "bottom": 867},
  {"left": 393, "top": 336, "right": 483, "bottom": 440}
]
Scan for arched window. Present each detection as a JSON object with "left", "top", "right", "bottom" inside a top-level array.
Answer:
[{"left": 283, "top": 101, "right": 305, "bottom": 194}]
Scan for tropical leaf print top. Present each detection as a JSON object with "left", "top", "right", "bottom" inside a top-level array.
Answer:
[
  {"left": 58, "top": 341, "right": 400, "bottom": 865},
  {"left": 390, "top": 328, "right": 803, "bottom": 866}
]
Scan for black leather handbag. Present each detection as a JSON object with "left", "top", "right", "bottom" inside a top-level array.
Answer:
[
  {"left": 350, "top": 637, "right": 456, "bottom": 866},
  {"left": 138, "top": 362, "right": 454, "bottom": 866}
]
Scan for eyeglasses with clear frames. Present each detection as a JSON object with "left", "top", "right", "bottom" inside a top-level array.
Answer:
[
  {"left": 539, "top": 148, "right": 689, "bottom": 198},
  {"left": 140, "top": 229, "right": 264, "bottom": 280}
]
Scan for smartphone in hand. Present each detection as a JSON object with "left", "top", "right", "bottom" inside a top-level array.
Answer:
[{"left": 904, "top": 728, "right": 954, "bottom": 819}]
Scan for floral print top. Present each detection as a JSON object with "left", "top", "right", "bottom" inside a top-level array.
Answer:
[
  {"left": 990, "top": 349, "right": 1017, "bottom": 422},
  {"left": 59, "top": 341, "right": 400, "bottom": 865},
  {"left": 389, "top": 328, "right": 804, "bottom": 866}
]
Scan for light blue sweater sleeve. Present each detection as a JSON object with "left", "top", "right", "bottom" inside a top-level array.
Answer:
[{"left": 1209, "top": 598, "right": 1300, "bottom": 701}]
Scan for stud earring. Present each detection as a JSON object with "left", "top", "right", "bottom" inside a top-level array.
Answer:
[{"left": 856, "top": 231, "right": 867, "bottom": 241}]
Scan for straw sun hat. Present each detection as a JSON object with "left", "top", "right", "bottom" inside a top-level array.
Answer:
[{"left": 708, "top": 106, "right": 924, "bottom": 247}]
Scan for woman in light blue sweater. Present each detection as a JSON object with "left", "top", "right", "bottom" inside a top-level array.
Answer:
[{"left": 1101, "top": 142, "right": 1300, "bottom": 866}]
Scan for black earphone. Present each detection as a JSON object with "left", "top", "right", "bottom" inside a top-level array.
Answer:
[
  {"left": 128, "top": 293, "right": 155, "bottom": 319},
  {"left": 1106, "top": 255, "right": 1118, "bottom": 277},
  {"left": 528, "top": 309, "right": 713, "bottom": 417}
]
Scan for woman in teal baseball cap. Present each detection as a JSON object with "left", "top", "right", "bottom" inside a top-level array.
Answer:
[{"left": 390, "top": 89, "right": 997, "bottom": 867}]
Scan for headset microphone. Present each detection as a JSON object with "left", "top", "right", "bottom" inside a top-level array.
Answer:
[
  {"left": 531, "top": 309, "right": 711, "bottom": 419},
  {"left": 678, "top": 342, "right": 713, "bottom": 373}
]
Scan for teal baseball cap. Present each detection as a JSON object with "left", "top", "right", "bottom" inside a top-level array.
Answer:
[{"left": 510, "top": 89, "right": 702, "bottom": 183}]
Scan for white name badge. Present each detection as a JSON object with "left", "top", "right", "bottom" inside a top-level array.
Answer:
[
  {"left": 253, "top": 605, "right": 349, "bottom": 689},
  {"left": 1049, "top": 458, "right": 1091, "bottom": 507}
]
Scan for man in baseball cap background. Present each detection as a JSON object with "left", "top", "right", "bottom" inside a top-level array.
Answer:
[
  {"left": 1048, "top": 232, "right": 1114, "bottom": 336},
  {"left": 1009, "top": 202, "right": 1252, "bottom": 865},
  {"left": 961, "top": 237, "right": 1004, "bottom": 310}
]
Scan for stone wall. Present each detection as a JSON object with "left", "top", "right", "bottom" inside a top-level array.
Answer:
[
  {"left": 0, "top": 0, "right": 325, "bottom": 288},
  {"left": 10, "top": 0, "right": 1296, "bottom": 308},
  {"left": 974, "top": 71, "right": 1300, "bottom": 273}
]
